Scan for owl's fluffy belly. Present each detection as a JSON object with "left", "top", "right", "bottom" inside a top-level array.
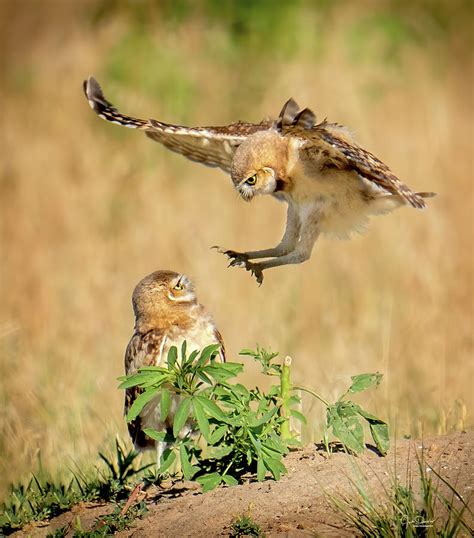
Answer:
[{"left": 291, "top": 168, "right": 395, "bottom": 238}]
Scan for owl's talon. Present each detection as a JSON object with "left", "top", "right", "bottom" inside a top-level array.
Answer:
[
  {"left": 248, "top": 264, "right": 264, "bottom": 285},
  {"left": 215, "top": 247, "right": 250, "bottom": 264}
]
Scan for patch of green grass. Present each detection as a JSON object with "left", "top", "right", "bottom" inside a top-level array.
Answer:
[
  {"left": 329, "top": 451, "right": 473, "bottom": 537},
  {"left": 0, "top": 440, "right": 149, "bottom": 535}
]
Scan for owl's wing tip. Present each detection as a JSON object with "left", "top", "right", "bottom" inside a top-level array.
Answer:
[
  {"left": 411, "top": 191, "right": 437, "bottom": 209},
  {"left": 83, "top": 75, "right": 116, "bottom": 115}
]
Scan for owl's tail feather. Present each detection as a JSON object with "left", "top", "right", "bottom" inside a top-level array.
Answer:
[
  {"left": 394, "top": 191, "right": 437, "bottom": 206},
  {"left": 370, "top": 191, "right": 436, "bottom": 215},
  {"left": 83, "top": 76, "right": 148, "bottom": 129}
]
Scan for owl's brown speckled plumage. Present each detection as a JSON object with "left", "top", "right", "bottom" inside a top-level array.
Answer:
[
  {"left": 85, "top": 78, "right": 435, "bottom": 284},
  {"left": 124, "top": 270, "right": 225, "bottom": 461}
]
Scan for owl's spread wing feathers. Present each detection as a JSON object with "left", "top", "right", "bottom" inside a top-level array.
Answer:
[
  {"left": 84, "top": 77, "right": 271, "bottom": 174},
  {"left": 85, "top": 79, "right": 427, "bottom": 208},
  {"left": 124, "top": 330, "right": 165, "bottom": 449},
  {"left": 276, "top": 99, "right": 427, "bottom": 209}
]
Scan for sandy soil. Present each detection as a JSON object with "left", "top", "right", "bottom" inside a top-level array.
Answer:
[{"left": 16, "top": 431, "right": 473, "bottom": 537}]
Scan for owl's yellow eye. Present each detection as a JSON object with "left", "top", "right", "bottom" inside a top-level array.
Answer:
[
  {"left": 174, "top": 282, "right": 184, "bottom": 291},
  {"left": 245, "top": 174, "right": 257, "bottom": 186}
]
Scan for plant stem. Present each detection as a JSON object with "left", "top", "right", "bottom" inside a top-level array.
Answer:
[
  {"left": 291, "top": 385, "right": 331, "bottom": 407},
  {"left": 280, "top": 356, "right": 292, "bottom": 441}
]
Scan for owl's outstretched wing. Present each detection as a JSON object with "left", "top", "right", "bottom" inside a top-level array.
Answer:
[
  {"left": 276, "top": 98, "right": 428, "bottom": 209},
  {"left": 84, "top": 77, "right": 271, "bottom": 174},
  {"left": 124, "top": 330, "right": 165, "bottom": 450}
]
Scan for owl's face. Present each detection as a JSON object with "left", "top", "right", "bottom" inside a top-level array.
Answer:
[
  {"left": 235, "top": 166, "right": 278, "bottom": 201},
  {"left": 132, "top": 271, "right": 197, "bottom": 319},
  {"left": 231, "top": 130, "right": 288, "bottom": 202}
]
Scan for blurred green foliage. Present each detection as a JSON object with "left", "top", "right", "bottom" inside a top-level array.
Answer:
[{"left": 84, "top": 0, "right": 472, "bottom": 115}]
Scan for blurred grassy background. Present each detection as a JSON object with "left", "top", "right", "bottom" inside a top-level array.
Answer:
[{"left": 0, "top": 0, "right": 472, "bottom": 499}]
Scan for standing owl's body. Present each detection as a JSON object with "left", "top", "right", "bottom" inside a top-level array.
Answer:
[
  {"left": 85, "top": 78, "right": 435, "bottom": 284},
  {"left": 124, "top": 270, "right": 225, "bottom": 462}
]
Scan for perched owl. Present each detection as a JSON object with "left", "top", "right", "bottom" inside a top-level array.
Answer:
[
  {"left": 85, "top": 78, "right": 435, "bottom": 284},
  {"left": 124, "top": 270, "right": 225, "bottom": 463}
]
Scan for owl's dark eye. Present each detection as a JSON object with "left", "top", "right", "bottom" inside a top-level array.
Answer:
[{"left": 245, "top": 174, "right": 257, "bottom": 186}]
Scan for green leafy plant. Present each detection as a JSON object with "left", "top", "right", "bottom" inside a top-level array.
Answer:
[
  {"left": 230, "top": 512, "right": 264, "bottom": 537},
  {"left": 119, "top": 343, "right": 389, "bottom": 492},
  {"left": 240, "top": 347, "right": 389, "bottom": 455},
  {"left": 119, "top": 343, "right": 294, "bottom": 491}
]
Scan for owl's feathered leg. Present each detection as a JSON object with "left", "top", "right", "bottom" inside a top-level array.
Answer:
[
  {"left": 215, "top": 203, "right": 301, "bottom": 271},
  {"left": 156, "top": 441, "right": 165, "bottom": 468},
  {"left": 240, "top": 209, "right": 321, "bottom": 284}
]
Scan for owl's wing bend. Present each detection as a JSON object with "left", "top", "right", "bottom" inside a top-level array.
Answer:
[
  {"left": 276, "top": 98, "right": 427, "bottom": 209},
  {"left": 124, "top": 330, "right": 165, "bottom": 449},
  {"left": 84, "top": 77, "right": 271, "bottom": 174}
]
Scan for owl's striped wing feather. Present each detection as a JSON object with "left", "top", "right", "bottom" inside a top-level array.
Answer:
[
  {"left": 84, "top": 77, "right": 271, "bottom": 174},
  {"left": 314, "top": 127, "right": 426, "bottom": 208},
  {"left": 124, "top": 330, "right": 165, "bottom": 450},
  {"left": 276, "top": 99, "right": 427, "bottom": 209}
]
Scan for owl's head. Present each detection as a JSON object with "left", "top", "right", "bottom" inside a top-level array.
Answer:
[
  {"left": 132, "top": 270, "right": 197, "bottom": 319},
  {"left": 231, "top": 130, "right": 288, "bottom": 202}
]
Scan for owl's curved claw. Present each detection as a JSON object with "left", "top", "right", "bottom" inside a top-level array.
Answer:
[
  {"left": 214, "top": 247, "right": 250, "bottom": 265},
  {"left": 247, "top": 263, "right": 264, "bottom": 285},
  {"left": 214, "top": 247, "right": 263, "bottom": 285}
]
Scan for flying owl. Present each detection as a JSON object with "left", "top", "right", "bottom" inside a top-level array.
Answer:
[
  {"left": 84, "top": 77, "right": 435, "bottom": 284},
  {"left": 124, "top": 270, "right": 225, "bottom": 464}
]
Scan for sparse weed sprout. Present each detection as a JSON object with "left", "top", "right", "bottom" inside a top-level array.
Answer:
[
  {"left": 119, "top": 343, "right": 390, "bottom": 491},
  {"left": 230, "top": 512, "right": 264, "bottom": 537}
]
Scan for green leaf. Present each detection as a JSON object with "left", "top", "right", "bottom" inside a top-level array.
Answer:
[
  {"left": 222, "top": 474, "right": 238, "bottom": 487},
  {"left": 196, "top": 344, "right": 221, "bottom": 367},
  {"left": 159, "top": 449, "right": 176, "bottom": 474},
  {"left": 194, "top": 395, "right": 226, "bottom": 420},
  {"left": 354, "top": 405, "right": 385, "bottom": 423},
  {"left": 167, "top": 346, "right": 178, "bottom": 369},
  {"left": 173, "top": 397, "right": 192, "bottom": 438},
  {"left": 160, "top": 388, "right": 171, "bottom": 422},
  {"left": 196, "top": 371, "right": 213, "bottom": 384},
  {"left": 369, "top": 422, "right": 390, "bottom": 455},
  {"left": 181, "top": 340, "right": 187, "bottom": 361},
  {"left": 209, "top": 424, "right": 227, "bottom": 444},
  {"left": 263, "top": 455, "right": 286, "bottom": 480},
  {"left": 179, "top": 444, "right": 197, "bottom": 480},
  {"left": 290, "top": 409, "right": 307, "bottom": 424},
  {"left": 327, "top": 405, "right": 365, "bottom": 455},
  {"left": 251, "top": 406, "right": 278, "bottom": 427},
  {"left": 286, "top": 395, "right": 301, "bottom": 407},
  {"left": 232, "top": 383, "right": 250, "bottom": 397},
  {"left": 192, "top": 398, "right": 210, "bottom": 442},
  {"left": 348, "top": 372, "right": 383, "bottom": 394},
  {"left": 126, "top": 389, "right": 158, "bottom": 422},
  {"left": 196, "top": 472, "right": 222, "bottom": 492},
  {"left": 256, "top": 457, "right": 266, "bottom": 481},
  {"left": 118, "top": 371, "right": 159, "bottom": 389},
  {"left": 142, "top": 428, "right": 167, "bottom": 442},
  {"left": 202, "top": 362, "right": 243, "bottom": 382},
  {"left": 201, "top": 445, "right": 233, "bottom": 460}
]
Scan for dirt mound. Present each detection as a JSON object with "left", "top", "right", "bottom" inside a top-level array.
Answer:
[{"left": 16, "top": 432, "right": 473, "bottom": 537}]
